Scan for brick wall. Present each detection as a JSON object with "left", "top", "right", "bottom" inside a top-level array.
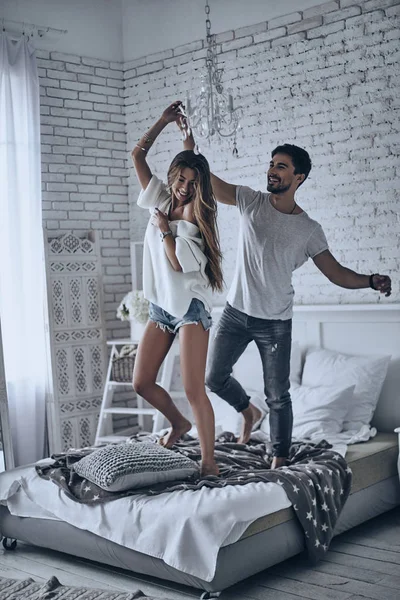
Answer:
[
  {"left": 125, "top": 0, "right": 400, "bottom": 305},
  {"left": 37, "top": 50, "right": 131, "bottom": 339}
]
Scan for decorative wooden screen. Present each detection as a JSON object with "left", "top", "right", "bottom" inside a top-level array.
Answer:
[{"left": 45, "top": 231, "right": 107, "bottom": 453}]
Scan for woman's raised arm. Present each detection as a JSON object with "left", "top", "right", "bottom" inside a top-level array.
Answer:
[{"left": 131, "top": 101, "right": 183, "bottom": 190}]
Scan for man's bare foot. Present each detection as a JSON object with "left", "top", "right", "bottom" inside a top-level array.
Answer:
[
  {"left": 200, "top": 460, "right": 219, "bottom": 477},
  {"left": 237, "top": 403, "right": 263, "bottom": 444},
  {"left": 271, "top": 456, "right": 288, "bottom": 470},
  {"left": 158, "top": 418, "right": 192, "bottom": 448}
]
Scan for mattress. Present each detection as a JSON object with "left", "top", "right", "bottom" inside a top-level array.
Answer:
[
  {"left": 0, "top": 433, "right": 399, "bottom": 595},
  {"left": 240, "top": 432, "right": 399, "bottom": 541}
]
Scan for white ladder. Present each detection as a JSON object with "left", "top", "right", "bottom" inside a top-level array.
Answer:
[{"left": 95, "top": 337, "right": 180, "bottom": 445}]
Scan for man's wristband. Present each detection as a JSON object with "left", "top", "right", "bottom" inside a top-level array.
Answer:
[{"left": 369, "top": 274, "right": 378, "bottom": 290}]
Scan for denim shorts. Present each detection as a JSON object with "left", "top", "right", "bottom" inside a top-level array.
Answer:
[{"left": 149, "top": 298, "right": 212, "bottom": 334}]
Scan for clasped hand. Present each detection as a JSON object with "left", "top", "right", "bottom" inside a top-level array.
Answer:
[{"left": 151, "top": 208, "right": 169, "bottom": 231}]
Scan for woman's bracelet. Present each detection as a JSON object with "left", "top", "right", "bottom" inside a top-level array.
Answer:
[{"left": 135, "top": 144, "right": 148, "bottom": 153}]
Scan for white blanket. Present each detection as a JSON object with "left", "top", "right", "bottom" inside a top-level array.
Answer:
[{"left": 0, "top": 463, "right": 291, "bottom": 582}]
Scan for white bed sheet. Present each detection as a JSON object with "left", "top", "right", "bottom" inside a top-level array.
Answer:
[{"left": 0, "top": 463, "right": 291, "bottom": 582}]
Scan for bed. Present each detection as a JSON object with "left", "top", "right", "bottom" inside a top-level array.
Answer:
[{"left": 0, "top": 304, "right": 399, "bottom": 599}]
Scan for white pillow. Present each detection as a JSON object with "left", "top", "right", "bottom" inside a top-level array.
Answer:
[
  {"left": 301, "top": 348, "right": 390, "bottom": 431},
  {"left": 260, "top": 383, "right": 355, "bottom": 440}
]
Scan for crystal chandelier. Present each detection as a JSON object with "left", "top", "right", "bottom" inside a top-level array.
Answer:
[{"left": 184, "top": 0, "right": 241, "bottom": 151}]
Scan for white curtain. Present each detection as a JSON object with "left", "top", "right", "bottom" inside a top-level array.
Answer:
[{"left": 0, "top": 34, "right": 48, "bottom": 466}]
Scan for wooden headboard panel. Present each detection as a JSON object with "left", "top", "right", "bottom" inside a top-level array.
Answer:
[{"left": 212, "top": 304, "right": 400, "bottom": 432}]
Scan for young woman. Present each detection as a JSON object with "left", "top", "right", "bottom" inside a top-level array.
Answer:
[{"left": 131, "top": 101, "right": 223, "bottom": 477}]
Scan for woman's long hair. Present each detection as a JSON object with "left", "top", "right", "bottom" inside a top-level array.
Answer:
[{"left": 167, "top": 150, "right": 223, "bottom": 292}]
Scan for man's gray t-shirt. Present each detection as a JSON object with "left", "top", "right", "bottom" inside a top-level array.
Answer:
[{"left": 226, "top": 185, "right": 329, "bottom": 320}]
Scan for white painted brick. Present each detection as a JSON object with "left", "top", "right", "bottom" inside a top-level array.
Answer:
[
  {"left": 97, "top": 176, "right": 122, "bottom": 185},
  {"left": 84, "top": 130, "right": 113, "bottom": 141},
  {"left": 36, "top": 59, "right": 64, "bottom": 70},
  {"left": 47, "top": 182, "right": 77, "bottom": 192},
  {"left": 307, "top": 20, "right": 345, "bottom": 38},
  {"left": 47, "top": 69, "right": 77, "bottom": 81},
  {"left": 364, "top": 0, "right": 400, "bottom": 10},
  {"left": 78, "top": 74, "right": 107, "bottom": 85},
  {"left": 271, "top": 32, "right": 307, "bottom": 47},
  {"left": 82, "top": 57, "right": 110, "bottom": 68},
  {"left": 80, "top": 165, "right": 110, "bottom": 176},
  {"left": 111, "top": 114, "right": 125, "bottom": 123},
  {"left": 40, "top": 125, "right": 53, "bottom": 135},
  {"left": 124, "top": 57, "right": 146, "bottom": 70},
  {"left": 136, "top": 62, "right": 164, "bottom": 76},
  {"left": 47, "top": 88, "right": 78, "bottom": 100},
  {"left": 103, "top": 96, "right": 124, "bottom": 106},
  {"left": 60, "top": 80, "right": 90, "bottom": 92},
  {"left": 236, "top": 22, "right": 267, "bottom": 38},
  {"left": 66, "top": 62, "right": 95, "bottom": 75},
  {"left": 145, "top": 49, "right": 173, "bottom": 64},
  {"left": 68, "top": 137, "right": 95, "bottom": 147},
  {"left": 54, "top": 126, "right": 84, "bottom": 138},
  {"left": 67, "top": 155, "right": 96, "bottom": 165},
  {"left": 49, "top": 164, "right": 79, "bottom": 174},
  {"left": 79, "top": 92, "right": 108, "bottom": 103},
  {"left": 66, "top": 175, "right": 96, "bottom": 184},
  {"left": 287, "top": 16, "right": 323, "bottom": 34},
  {"left": 254, "top": 27, "right": 287, "bottom": 43},
  {"left": 52, "top": 146, "right": 83, "bottom": 156},
  {"left": 41, "top": 154, "right": 66, "bottom": 164},
  {"left": 81, "top": 110, "right": 110, "bottom": 121},
  {"left": 51, "top": 107, "right": 81, "bottom": 118},
  {"left": 78, "top": 184, "right": 108, "bottom": 193},
  {"left": 51, "top": 52, "right": 81, "bottom": 64},
  {"left": 64, "top": 99, "right": 93, "bottom": 110},
  {"left": 222, "top": 36, "right": 253, "bottom": 52},
  {"left": 304, "top": 1, "right": 340, "bottom": 18},
  {"left": 215, "top": 31, "right": 234, "bottom": 43},
  {"left": 99, "top": 122, "right": 125, "bottom": 132},
  {"left": 84, "top": 148, "right": 112, "bottom": 158},
  {"left": 42, "top": 173, "right": 65, "bottom": 183},
  {"left": 269, "top": 12, "right": 302, "bottom": 28},
  {"left": 36, "top": 49, "right": 50, "bottom": 59},
  {"left": 107, "top": 78, "right": 124, "bottom": 89},
  {"left": 90, "top": 84, "right": 119, "bottom": 96},
  {"left": 324, "top": 6, "right": 362, "bottom": 23},
  {"left": 174, "top": 40, "right": 202, "bottom": 56}
]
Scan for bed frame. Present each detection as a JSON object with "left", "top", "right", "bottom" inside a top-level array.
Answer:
[{"left": 1, "top": 304, "right": 399, "bottom": 599}]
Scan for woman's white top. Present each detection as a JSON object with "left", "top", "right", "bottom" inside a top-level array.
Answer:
[{"left": 137, "top": 175, "right": 213, "bottom": 318}]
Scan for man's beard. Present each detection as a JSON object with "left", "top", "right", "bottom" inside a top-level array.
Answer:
[{"left": 267, "top": 180, "right": 291, "bottom": 194}]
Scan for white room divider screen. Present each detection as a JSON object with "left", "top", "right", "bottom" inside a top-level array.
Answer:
[{"left": 44, "top": 231, "right": 107, "bottom": 453}]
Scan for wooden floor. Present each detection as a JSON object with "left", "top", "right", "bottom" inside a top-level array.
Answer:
[{"left": 1, "top": 507, "right": 399, "bottom": 600}]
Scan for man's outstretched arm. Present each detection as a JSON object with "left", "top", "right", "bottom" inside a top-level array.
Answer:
[
  {"left": 313, "top": 250, "right": 392, "bottom": 296},
  {"left": 179, "top": 114, "right": 237, "bottom": 206}
]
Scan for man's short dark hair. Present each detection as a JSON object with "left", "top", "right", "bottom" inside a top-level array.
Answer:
[{"left": 271, "top": 144, "right": 312, "bottom": 184}]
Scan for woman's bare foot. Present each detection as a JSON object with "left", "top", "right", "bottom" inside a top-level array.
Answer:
[
  {"left": 237, "top": 403, "right": 263, "bottom": 444},
  {"left": 158, "top": 418, "right": 192, "bottom": 448},
  {"left": 200, "top": 460, "right": 219, "bottom": 477},
  {"left": 271, "top": 456, "right": 288, "bottom": 470}
]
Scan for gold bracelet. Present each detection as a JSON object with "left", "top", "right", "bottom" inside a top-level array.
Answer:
[{"left": 136, "top": 144, "right": 148, "bottom": 153}]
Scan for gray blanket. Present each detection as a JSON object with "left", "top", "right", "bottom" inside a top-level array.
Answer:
[{"left": 36, "top": 434, "right": 352, "bottom": 562}]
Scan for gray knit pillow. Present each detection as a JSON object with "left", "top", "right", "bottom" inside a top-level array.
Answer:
[{"left": 73, "top": 442, "right": 198, "bottom": 492}]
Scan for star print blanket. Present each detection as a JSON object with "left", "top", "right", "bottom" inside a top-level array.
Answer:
[{"left": 36, "top": 434, "right": 352, "bottom": 562}]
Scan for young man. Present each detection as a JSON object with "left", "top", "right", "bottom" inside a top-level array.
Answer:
[{"left": 177, "top": 103, "right": 392, "bottom": 470}]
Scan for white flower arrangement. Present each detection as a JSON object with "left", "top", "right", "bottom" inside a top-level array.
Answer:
[{"left": 117, "top": 290, "right": 149, "bottom": 324}]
